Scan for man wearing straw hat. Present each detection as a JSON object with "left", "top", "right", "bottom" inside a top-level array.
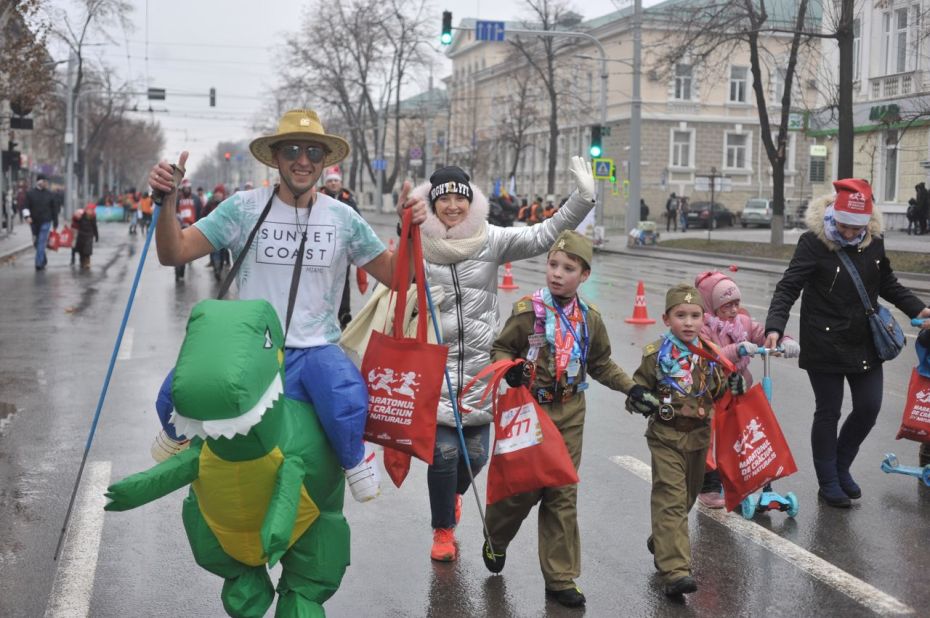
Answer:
[{"left": 149, "top": 108, "right": 427, "bottom": 501}]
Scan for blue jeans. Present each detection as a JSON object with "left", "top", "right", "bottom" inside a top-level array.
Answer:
[
  {"left": 285, "top": 345, "right": 368, "bottom": 469},
  {"left": 34, "top": 221, "right": 51, "bottom": 268},
  {"left": 155, "top": 345, "right": 368, "bottom": 469},
  {"left": 428, "top": 423, "right": 490, "bottom": 529}
]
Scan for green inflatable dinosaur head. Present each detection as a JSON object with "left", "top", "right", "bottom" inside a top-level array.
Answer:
[{"left": 170, "top": 299, "right": 285, "bottom": 440}]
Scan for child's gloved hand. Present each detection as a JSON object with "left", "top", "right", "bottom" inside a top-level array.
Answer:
[
  {"left": 781, "top": 339, "right": 801, "bottom": 358},
  {"left": 504, "top": 363, "right": 528, "bottom": 388},
  {"left": 738, "top": 342, "right": 758, "bottom": 357},
  {"left": 627, "top": 385, "right": 660, "bottom": 416},
  {"left": 728, "top": 373, "right": 748, "bottom": 395},
  {"left": 568, "top": 156, "right": 595, "bottom": 202}
]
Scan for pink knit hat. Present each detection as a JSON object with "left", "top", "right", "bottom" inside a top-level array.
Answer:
[{"left": 694, "top": 271, "right": 741, "bottom": 312}]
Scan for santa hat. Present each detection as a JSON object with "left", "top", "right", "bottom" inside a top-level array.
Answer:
[
  {"left": 323, "top": 166, "right": 342, "bottom": 182},
  {"left": 832, "top": 178, "right": 873, "bottom": 226},
  {"left": 694, "top": 271, "right": 741, "bottom": 313}
]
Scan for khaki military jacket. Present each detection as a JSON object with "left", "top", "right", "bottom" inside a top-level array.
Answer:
[
  {"left": 632, "top": 336, "right": 728, "bottom": 451},
  {"left": 491, "top": 296, "right": 636, "bottom": 395}
]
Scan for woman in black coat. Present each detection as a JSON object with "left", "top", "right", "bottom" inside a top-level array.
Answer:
[{"left": 764, "top": 179, "right": 930, "bottom": 507}]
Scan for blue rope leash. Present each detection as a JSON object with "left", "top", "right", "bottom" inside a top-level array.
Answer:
[
  {"left": 422, "top": 278, "right": 495, "bottom": 554},
  {"left": 54, "top": 204, "right": 161, "bottom": 560}
]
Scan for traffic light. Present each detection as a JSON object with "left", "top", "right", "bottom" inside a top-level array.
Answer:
[
  {"left": 589, "top": 125, "right": 602, "bottom": 158},
  {"left": 209, "top": 87, "right": 216, "bottom": 107},
  {"left": 609, "top": 162, "right": 616, "bottom": 184},
  {"left": 224, "top": 152, "right": 231, "bottom": 161},
  {"left": 441, "top": 11, "right": 453, "bottom": 45}
]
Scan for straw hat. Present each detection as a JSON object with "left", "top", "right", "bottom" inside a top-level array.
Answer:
[{"left": 249, "top": 109, "right": 350, "bottom": 169}]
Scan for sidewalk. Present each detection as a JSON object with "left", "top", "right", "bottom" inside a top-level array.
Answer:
[{"left": 0, "top": 222, "right": 35, "bottom": 262}]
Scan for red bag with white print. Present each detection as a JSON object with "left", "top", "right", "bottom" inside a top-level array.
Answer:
[
  {"left": 896, "top": 368, "right": 930, "bottom": 442},
  {"left": 460, "top": 359, "right": 579, "bottom": 505},
  {"left": 714, "top": 385, "right": 798, "bottom": 512},
  {"left": 361, "top": 209, "right": 446, "bottom": 464}
]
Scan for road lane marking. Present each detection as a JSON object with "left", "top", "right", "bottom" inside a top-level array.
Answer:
[
  {"left": 45, "top": 461, "right": 111, "bottom": 618},
  {"left": 117, "top": 327, "right": 134, "bottom": 360},
  {"left": 609, "top": 455, "right": 915, "bottom": 616}
]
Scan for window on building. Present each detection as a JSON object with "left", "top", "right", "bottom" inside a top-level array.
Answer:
[
  {"left": 671, "top": 130, "right": 692, "bottom": 168},
  {"left": 772, "top": 66, "right": 787, "bottom": 102},
  {"left": 674, "top": 63, "right": 693, "bottom": 100},
  {"left": 810, "top": 157, "right": 826, "bottom": 183},
  {"left": 883, "top": 12, "right": 892, "bottom": 73},
  {"left": 729, "top": 66, "right": 748, "bottom": 103},
  {"left": 587, "top": 72, "right": 593, "bottom": 105},
  {"left": 896, "top": 8, "right": 909, "bottom": 73},
  {"left": 725, "top": 133, "right": 748, "bottom": 169},
  {"left": 853, "top": 19, "right": 861, "bottom": 80},
  {"left": 884, "top": 130, "right": 898, "bottom": 201}
]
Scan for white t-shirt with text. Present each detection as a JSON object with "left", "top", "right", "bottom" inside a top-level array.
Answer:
[{"left": 195, "top": 187, "right": 384, "bottom": 348}]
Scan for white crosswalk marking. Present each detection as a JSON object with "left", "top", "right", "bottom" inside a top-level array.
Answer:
[
  {"left": 610, "top": 455, "right": 915, "bottom": 616},
  {"left": 44, "top": 461, "right": 111, "bottom": 618}
]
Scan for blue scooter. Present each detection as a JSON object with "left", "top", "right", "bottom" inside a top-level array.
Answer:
[
  {"left": 737, "top": 347, "right": 800, "bottom": 519},
  {"left": 877, "top": 319, "right": 930, "bottom": 487}
]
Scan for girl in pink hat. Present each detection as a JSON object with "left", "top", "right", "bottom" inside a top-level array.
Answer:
[{"left": 694, "top": 270, "right": 800, "bottom": 508}]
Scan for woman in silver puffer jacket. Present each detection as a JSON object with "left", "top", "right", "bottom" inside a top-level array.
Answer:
[{"left": 414, "top": 157, "right": 596, "bottom": 562}]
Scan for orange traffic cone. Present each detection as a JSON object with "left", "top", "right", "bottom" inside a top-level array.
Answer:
[
  {"left": 624, "top": 280, "right": 656, "bottom": 324},
  {"left": 498, "top": 262, "right": 519, "bottom": 290}
]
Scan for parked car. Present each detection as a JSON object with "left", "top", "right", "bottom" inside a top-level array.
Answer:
[
  {"left": 740, "top": 198, "right": 773, "bottom": 228},
  {"left": 687, "top": 201, "right": 735, "bottom": 229}
]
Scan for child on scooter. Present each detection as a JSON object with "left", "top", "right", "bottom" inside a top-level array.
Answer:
[{"left": 693, "top": 271, "right": 800, "bottom": 508}]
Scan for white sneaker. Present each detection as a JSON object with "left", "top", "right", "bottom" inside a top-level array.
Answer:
[
  {"left": 345, "top": 443, "right": 381, "bottom": 503},
  {"left": 150, "top": 429, "right": 190, "bottom": 463}
]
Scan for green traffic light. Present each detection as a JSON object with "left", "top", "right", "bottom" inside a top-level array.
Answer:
[
  {"left": 589, "top": 145, "right": 602, "bottom": 158},
  {"left": 441, "top": 32, "right": 452, "bottom": 44}
]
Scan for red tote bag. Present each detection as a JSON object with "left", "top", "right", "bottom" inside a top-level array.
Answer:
[
  {"left": 46, "top": 229, "right": 60, "bottom": 251},
  {"left": 361, "top": 210, "right": 447, "bottom": 464},
  {"left": 896, "top": 368, "right": 930, "bottom": 442},
  {"left": 460, "top": 359, "right": 579, "bottom": 505},
  {"left": 58, "top": 227, "right": 74, "bottom": 248},
  {"left": 714, "top": 385, "right": 798, "bottom": 512}
]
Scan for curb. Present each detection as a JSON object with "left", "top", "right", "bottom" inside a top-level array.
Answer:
[{"left": 0, "top": 242, "right": 34, "bottom": 263}]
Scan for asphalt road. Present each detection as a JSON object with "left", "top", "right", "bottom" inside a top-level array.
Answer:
[{"left": 1, "top": 221, "right": 928, "bottom": 617}]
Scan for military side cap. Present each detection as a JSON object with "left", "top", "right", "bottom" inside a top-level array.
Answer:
[
  {"left": 549, "top": 230, "right": 593, "bottom": 269},
  {"left": 665, "top": 283, "right": 703, "bottom": 312}
]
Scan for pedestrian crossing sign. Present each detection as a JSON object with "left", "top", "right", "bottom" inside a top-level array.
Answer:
[{"left": 592, "top": 158, "right": 613, "bottom": 180}]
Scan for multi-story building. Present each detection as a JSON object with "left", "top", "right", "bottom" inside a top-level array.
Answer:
[
  {"left": 443, "top": 3, "right": 823, "bottom": 228},
  {"left": 812, "top": 0, "right": 930, "bottom": 228}
]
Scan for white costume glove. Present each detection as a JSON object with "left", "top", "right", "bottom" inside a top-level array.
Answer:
[
  {"left": 569, "top": 156, "right": 595, "bottom": 202},
  {"left": 738, "top": 342, "right": 758, "bottom": 357},
  {"left": 781, "top": 339, "right": 801, "bottom": 358},
  {"left": 150, "top": 430, "right": 190, "bottom": 463},
  {"left": 345, "top": 442, "right": 381, "bottom": 503}
]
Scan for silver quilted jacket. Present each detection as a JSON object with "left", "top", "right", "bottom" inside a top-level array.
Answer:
[{"left": 411, "top": 182, "right": 596, "bottom": 427}]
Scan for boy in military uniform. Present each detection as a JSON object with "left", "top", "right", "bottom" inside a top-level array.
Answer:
[
  {"left": 482, "top": 230, "right": 660, "bottom": 608},
  {"left": 627, "top": 283, "right": 744, "bottom": 597}
]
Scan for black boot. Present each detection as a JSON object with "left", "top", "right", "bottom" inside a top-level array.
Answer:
[
  {"left": 813, "top": 459, "right": 851, "bottom": 508},
  {"left": 836, "top": 448, "right": 862, "bottom": 499},
  {"left": 920, "top": 443, "right": 930, "bottom": 468}
]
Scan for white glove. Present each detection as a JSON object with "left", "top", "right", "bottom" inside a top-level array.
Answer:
[
  {"left": 781, "top": 339, "right": 801, "bottom": 358},
  {"left": 569, "top": 156, "right": 595, "bottom": 202},
  {"left": 738, "top": 342, "right": 758, "bottom": 357}
]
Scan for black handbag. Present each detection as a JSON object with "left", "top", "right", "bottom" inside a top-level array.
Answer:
[{"left": 835, "top": 250, "right": 906, "bottom": 361}]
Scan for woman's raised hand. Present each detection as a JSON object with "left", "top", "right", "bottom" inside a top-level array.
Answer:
[{"left": 568, "top": 156, "right": 595, "bottom": 202}]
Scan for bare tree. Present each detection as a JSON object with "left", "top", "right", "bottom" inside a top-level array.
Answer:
[
  {"left": 654, "top": 0, "right": 818, "bottom": 244},
  {"left": 494, "top": 70, "right": 541, "bottom": 182},
  {"left": 508, "top": 0, "right": 580, "bottom": 194},
  {"left": 0, "top": 0, "right": 54, "bottom": 113}
]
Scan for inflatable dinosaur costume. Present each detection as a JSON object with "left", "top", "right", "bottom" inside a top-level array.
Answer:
[{"left": 105, "top": 299, "right": 350, "bottom": 617}]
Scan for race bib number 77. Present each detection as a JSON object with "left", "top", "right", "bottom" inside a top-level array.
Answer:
[{"left": 495, "top": 403, "right": 543, "bottom": 455}]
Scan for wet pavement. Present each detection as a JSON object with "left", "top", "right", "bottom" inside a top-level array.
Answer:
[{"left": 1, "top": 220, "right": 929, "bottom": 617}]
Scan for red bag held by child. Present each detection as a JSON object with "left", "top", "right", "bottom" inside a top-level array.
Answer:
[
  {"left": 896, "top": 368, "right": 930, "bottom": 442},
  {"left": 58, "top": 227, "right": 74, "bottom": 248},
  {"left": 361, "top": 209, "right": 447, "bottom": 464},
  {"left": 714, "top": 384, "right": 798, "bottom": 512},
  {"left": 461, "top": 359, "right": 579, "bottom": 505}
]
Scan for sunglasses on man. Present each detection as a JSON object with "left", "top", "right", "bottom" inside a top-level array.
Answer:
[{"left": 276, "top": 144, "right": 328, "bottom": 163}]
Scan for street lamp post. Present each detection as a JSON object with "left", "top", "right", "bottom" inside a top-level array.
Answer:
[{"left": 627, "top": 0, "right": 643, "bottom": 236}]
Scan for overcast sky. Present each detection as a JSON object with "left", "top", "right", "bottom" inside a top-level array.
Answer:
[{"left": 49, "top": 0, "right": 630, "bottom": 168}]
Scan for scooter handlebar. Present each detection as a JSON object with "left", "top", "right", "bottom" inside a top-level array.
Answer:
[
  {"left": 911, "top": 318, "right": 928, "bottom": 327},
  {"left": 738, "top": 346, "right": 784, "bottom": 357}
]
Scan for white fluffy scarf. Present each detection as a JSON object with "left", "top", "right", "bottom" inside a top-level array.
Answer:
[{"left": 412, "top": 181, "right": 490, "bottom": 265}]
